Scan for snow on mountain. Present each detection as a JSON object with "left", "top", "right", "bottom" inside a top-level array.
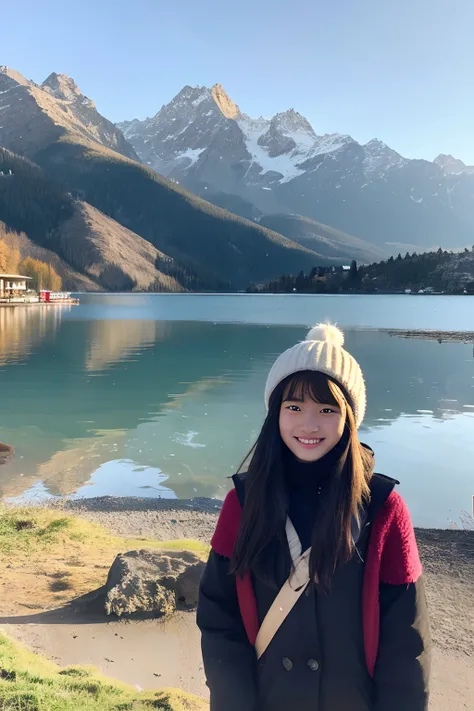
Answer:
[
  {"left": 309, "top": 133, "right": 355, "bottom": 159},
  {"left": 42, "top": 72, "right": 95, "bottom": 108},
  {"left": 363, "top": 138, "right": 407, "bottom": 173},
  {"left": 237, "top": 116, "right": 306, "bottom": 183},
  {"left": 434, "top": 153, "right": 474, "bottom": 175},
  {"left": 118, "top": 84, "right": 243, "bottom": 176},
  {"left": 120, "top": 84, "right": 240, "bottom": 145},
  {"left": 175, "top": 147, "right": 206, "bottom": 168}
]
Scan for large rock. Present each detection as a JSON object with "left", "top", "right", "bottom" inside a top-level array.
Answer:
[
  {"left": 104, "top": 549, "right": 205, "bottom": 618},
  {"left": 0, "top": 443, "right": 14, "bottom": 465}
]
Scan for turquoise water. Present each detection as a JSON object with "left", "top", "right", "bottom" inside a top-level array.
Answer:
[{"left": 0, "top": 294, "right": 473, "bottom": 528}]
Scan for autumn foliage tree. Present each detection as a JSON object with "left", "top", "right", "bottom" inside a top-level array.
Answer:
[
  {"left": 19, "top": 257, "right": 62, "bottom": 291},
  {"left": 0, "top": 237, "right": 21, "bottom": 274}
]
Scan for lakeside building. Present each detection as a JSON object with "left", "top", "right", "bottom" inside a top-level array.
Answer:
[{"left": 0, "top": 274, "right": 33, "bottom": 300}]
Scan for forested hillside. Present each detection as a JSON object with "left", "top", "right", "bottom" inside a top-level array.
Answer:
[{"left": 0, "top": 147, "right": 183, "bottom": 291}]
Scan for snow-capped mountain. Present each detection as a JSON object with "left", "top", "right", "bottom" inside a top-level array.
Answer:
[
  {"left": 118, "top": 84, "right": 242, "bottom": 178},
  {"left": 119, "top": 85, "right": 474, "bottom": 251},
  {"left": 118, "top": 84, "right": 406, "bottom": 196},
  {"left": 118, "top": 87, "right": 360, "bottom": 189}
]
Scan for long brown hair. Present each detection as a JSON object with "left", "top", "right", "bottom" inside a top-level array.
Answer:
[{"left": 231, "top": 370, "right": 372, "bottom": 592}]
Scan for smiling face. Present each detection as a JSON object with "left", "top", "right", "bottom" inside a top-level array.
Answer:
[{"left": 278, "top": 372, "right": 347, "bottom": 463}]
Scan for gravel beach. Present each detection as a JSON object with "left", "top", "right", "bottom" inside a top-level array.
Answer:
[{"left": 59, "top": 495, "right": 222, "bottom": 542}]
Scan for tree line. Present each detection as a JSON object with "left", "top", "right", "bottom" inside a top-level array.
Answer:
[{"left": 248, "top": 248, "right": 474, "bottom": 294}]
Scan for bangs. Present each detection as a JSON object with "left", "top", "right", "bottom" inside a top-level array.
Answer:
[{"left": 281, "top": 370, "right": 344, "bottom": 409}]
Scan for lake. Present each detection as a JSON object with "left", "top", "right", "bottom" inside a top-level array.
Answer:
[{"left": 0, "top": 293, "right": 473, "bottom": 528}]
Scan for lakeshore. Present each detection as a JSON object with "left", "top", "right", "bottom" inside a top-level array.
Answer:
[
  {"left": 388, "top": 329, "right": 474, "bottom": 343},
  {"left": 0, "top": 496, "right": 472, "bottom": 710}
]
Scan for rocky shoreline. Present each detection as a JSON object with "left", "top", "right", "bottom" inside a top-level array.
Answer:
[{"left": 388, "top": 329, "right": 474, "bottom": 343}]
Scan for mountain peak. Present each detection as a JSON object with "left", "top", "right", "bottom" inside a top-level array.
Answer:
[
  {"left": 0, "top": 66, "right": 31, "bottom": 87},
  {"left": 165, "top": 83, "right": 240, "bottom": 118},
  {"left": 42, "top": 72, "right": 95, "bottom": 108},
  {"left": 171, "top": 84, "right": 210, "bottom": 104},
  {"left": 271, "top": 109, "right": 316, "bottom": 137},
  {"left": 211, "top": 83, "right": 241, "bottom": 119},
  {"left": 363, "top": 138, "right": 405, "bottom": 172},
  {"left": 365, "top": 138, "right": 388, "bottom": 148},
  {"left": 433, "top": 153, "right": 470, "bottom": 173},
  {"left": 434, "top": 153, "right": 462, "bottom": 164}
]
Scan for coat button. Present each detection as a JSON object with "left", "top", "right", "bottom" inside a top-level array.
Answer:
[
  {"left": 281, "top": 657, "right": 293, "bottom": 671},
  {"left": 307, "top": 659, "right": 320, "bottom": 672}
]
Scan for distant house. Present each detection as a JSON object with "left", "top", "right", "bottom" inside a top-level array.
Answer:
[
  {"left": 0, "top": 274, "right": 33, "bottom": 299},
  {"left": 310, "top": 266, "right": 341, "bottom": 282}
]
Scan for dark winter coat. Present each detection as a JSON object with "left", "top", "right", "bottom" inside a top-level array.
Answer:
[{"left": 197, "top": 465, "right": 431, "bottom": 711}]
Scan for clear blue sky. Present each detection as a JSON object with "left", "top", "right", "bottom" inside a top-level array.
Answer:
[{"left": 3, "top": 0, "right": 474, "bottom": 162}]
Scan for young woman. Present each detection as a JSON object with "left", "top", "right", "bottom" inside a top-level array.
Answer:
[{"left": 197, "top": 324, "right": 431, "bottom": 711}]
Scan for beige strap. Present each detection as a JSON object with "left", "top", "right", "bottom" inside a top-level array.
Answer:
[
  {"left": 254, "top": 518, "right": 312, "bottom": 660},
  {"left": 286, "top": 517, "right": 302, "bottom": 562}
]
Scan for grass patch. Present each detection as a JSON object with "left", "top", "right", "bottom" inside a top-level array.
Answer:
[
  {"left": 0, "top": 631, "right": 208, "bottom": 710},
  {"left": 0, "top": 508, "right": 209, "bottom": 560},
  {"left": 0, "top": 512, "right": 75, "bottom": 555}
]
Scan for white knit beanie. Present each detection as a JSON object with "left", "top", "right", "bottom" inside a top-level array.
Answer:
[{"left": 264, "top": 323, "right": 366, "bottom": 428}]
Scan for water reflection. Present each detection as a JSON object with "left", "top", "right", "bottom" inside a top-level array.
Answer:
[
  {"left": 0, "top": 309, "right": 472, "bottom": 527},
  {"left": 7, "top": 459, "right": 175, "bottom": 504},
  {"left": 85, "top": 320, "right": 171, "bottom": 372},
  {"left": 0, "top": 306, "right": 67, "bottom": 366}
]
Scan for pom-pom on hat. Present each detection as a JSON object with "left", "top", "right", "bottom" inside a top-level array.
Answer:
[{"left": 264, "top": 323, "right": 366, "bottom": 428}]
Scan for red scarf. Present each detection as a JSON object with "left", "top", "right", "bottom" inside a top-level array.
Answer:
[{"left": 211, "top": 487, "right": 422, "bottom": 677}]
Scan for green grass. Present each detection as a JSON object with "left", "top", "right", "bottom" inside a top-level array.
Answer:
[
  {"left": 0, "top": 507, "right": 209, "bottom": 560},
  {"left": 0, "top": 631, "right": 208, "bottom": 710},
  {"left": 0, "top": 512, "right": 71, "bottom": 555}
]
